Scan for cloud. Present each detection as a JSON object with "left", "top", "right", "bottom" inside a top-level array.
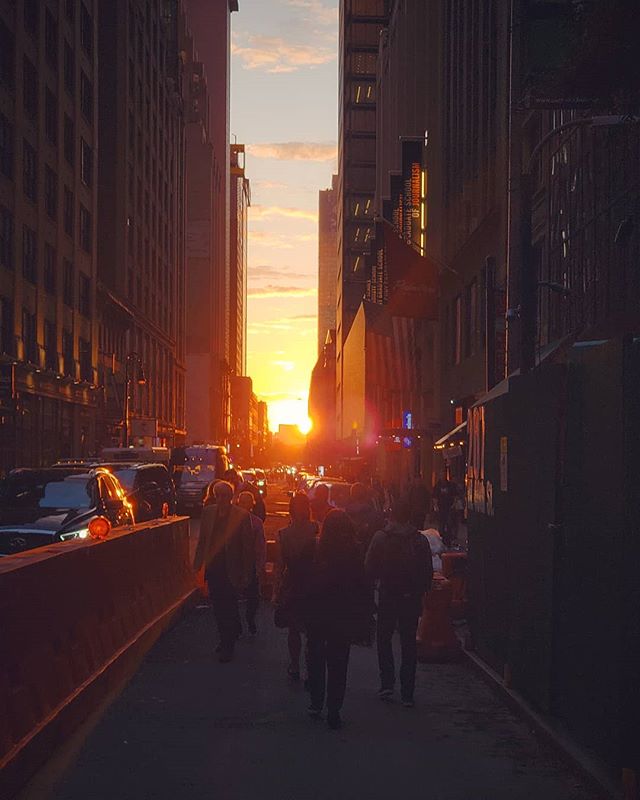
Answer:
[
  {"left": 233, "top": 34, "right": 335, "bottom": 73},
  {"left": 248, "top": 284, "right": 317, "bottom": 299},
  {"left": 250, "top": 230, "right": 315, "bottom": 249},
  {"left": 247, "top": 142, "right": 337, "bottom": 162},
  {"left": 249, "top": 265, "right": 315, "bottom": 282},
  {"left": 273, "top": 360, "right": 296, "bottom": 372},
  {"left": 253, "top": 180, "right": 289, "bottom": 191},
  {"left": 284, "top": 0, "right": 337, "bottom": 27},
  {"left": 251, "top": 205, "right": 318, "bottom": 223}
]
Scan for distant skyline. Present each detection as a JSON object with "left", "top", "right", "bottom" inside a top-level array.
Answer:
[{"left": 231, "top": 0, "right": 338, "bottom": 432}]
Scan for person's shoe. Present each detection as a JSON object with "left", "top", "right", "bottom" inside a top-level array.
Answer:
[
  {"left": 401, "top": 697, "right": 415, "bottom": 708},
  {"left": 218, "top": 646, "right": 234, "bottom": 663},
  {"left": 378, "top": 687, "right": 393, "bottom": 701},
  {"left": 327, "top": 711, "right": 342, "bottom": 730},
  {"left": 307, "top": 704, "right": 323, "bottom": 718}
]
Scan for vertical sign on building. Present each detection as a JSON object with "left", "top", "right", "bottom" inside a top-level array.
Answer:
[{"left": 401, "top": 139, "right": 424, "bottom": 246}]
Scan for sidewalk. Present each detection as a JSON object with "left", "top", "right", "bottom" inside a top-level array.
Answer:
[{"left": 24, "top": 603, "right": 601, "bottom": 800}]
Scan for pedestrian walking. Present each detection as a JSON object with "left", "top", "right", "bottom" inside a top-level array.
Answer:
[
  {"left": 432, "top": 470, "right": 457, "bottom": 546},
  {"left": 309, "top": 482, "right": 334, "bottom": 524},
  {"left": 304, "top": 509, "right": 372, "bottom": 729},
  {"left": 223, "top": 467, "right": 267, "bottom": 521},
  {"left": 236, "top": 490, "right": 267, "bottom": 635},
  {"left": 345, "top": 482, "right": 385, "bottom": 559},
  {"left": 272, "top": 492, "right": 319, "bottom": 683},
  {"left": 193, "top": 481, "right": 255, "bottom": 663},
  {"left": 365, "top": 496, "right": 433, "bottom": 706}
]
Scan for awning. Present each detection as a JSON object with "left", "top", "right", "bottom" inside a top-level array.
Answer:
[{"left": 434, "top": 420, "right": 467, "bottom": 450}]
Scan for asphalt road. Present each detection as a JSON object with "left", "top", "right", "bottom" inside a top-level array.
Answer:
[{"left": 21, "top": 485, "right": 601, "bottom": 800}]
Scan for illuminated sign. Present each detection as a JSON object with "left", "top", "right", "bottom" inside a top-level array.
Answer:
[
  {"left": 403, "top": 410, "right": 413, "bottom": 430},
  {"left": 401, "top": 139, "right": 424, "bottom": 246}
]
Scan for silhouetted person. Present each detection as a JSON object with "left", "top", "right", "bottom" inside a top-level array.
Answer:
[
  {"left": 309, "top": 482, "right": 334, "bottom": 524},
  {"left": 407, "top": 479, "right": 431, "bottom": 530},
  {"left": 273, "top": 492, "right": 318, "bottom": 682},
  {"left": 433, "top": 471, "right": 457, "bottom": 546},
  {"left": 224, "top": 468, "right": 267, "bottom": 521},
  {"left": 304, "top": 509, "right": 371, "bottom": 729},
  {"left": 236, "top": 490, "right": 266, "bottom": 635},
  {"left": 366, "top": 496, "right": 433, "bottom": 706},
  {"left": 194, "top": 481, "right": 254, "bottom": 663},
  {"left": 346, "top": 482, "right": 385, "bottom": 559}
]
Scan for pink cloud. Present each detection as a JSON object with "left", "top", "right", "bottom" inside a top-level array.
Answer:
[{"left": 247, "top": 142, "right": 337, "bottom": 162}]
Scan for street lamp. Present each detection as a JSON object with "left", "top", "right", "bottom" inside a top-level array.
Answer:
[
  {"left": 122, "top": 352, "right": 146, "bottom": 448},
  {"left": 519, "top": 115, "right": 639, "bottom": 372}
]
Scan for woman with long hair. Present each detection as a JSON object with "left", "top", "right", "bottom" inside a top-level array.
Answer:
[
  {"left": 304, "top": 509, "right": 371, "bottom": 729},
  {"left": 272, "top": 492, "right": 318, "bottom": 682}
]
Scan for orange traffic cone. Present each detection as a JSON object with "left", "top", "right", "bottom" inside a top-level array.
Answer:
[{"left": 416, "top": 574, "right": 462, "bottom": 662}]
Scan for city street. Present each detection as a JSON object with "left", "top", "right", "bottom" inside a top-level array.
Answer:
[{"left": 19, "top": 486, "right": 600, "bottom": 800}]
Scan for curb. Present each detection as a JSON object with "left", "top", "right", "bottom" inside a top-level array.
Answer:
[{"left": 462, "top": 646, "right": 623, "bottom": 800}]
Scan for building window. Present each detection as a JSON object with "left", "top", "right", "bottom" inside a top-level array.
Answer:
[
  {"left": 80, "top": 2, "right": 93, "bottom": 57},
  {"left": 45, "top": 9, "right": 58, "bottom": 70},
  {"left": 23, "top": 140, "right": 37, "bottom": 202},
  {"left": 0, "top": 20, "right": 15, "bottom": 91},
  {"left": 23, "top": 58, "right": 38, "bottom": 121},
  {"left": 79, "top": 272, "right": 91, "bottom": 317},
  {"left": 79, "top": 204, "right": 92, "bottom": 252},
  {"left": 63, "top": 187, "right": 74, "bottom": 236},
  {"left": 44, "top": 243, "right": 57, "bottom": 294},
  {"left": 63, "top": 259, "right": 74, "bottom": 306},
  {"left": 22, "top": 308, "right": 37, "bottom": 364},
  {"left": 0, "top": 296, "right": 14, "bottom": 355},
  {"left": 79, "top": 337, "right": 92, "bottom": 382},
  {"left": 64, "top": 115, "right": 74, "bottom": 165},
  {"left": 45, "top": 88, "right": 58, "bottom": 145},
  {"left": 80, "top": 139, "right": 93, "bottom": 186},
  {"left": 44, "top": 165, "right": 58, "bottom": 218},
  {"left": 45, "top": 320, "right": 58, "bottom": 370},
  {"left": 22, "top": 226, "right": 37, "bottom": 283},
  {"left": 0, "top": 112, "right": 13, "bottom": 179},
  {"left": 23, "top": 0, "right": 39, "bottom": 39},
  {"left": 64, "top": 40, "right": 75, "bottom": 95},
  {"left": 62, "top": 329, "right": 74, "bottom": 376},
  {"left": 80, "top": 71, "right": 93, "bottom": 122},
  {"left": 0, "top": 206, "right": 13, "bottom": 270}
]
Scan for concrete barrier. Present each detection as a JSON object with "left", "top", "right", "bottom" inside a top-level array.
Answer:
[{"left": 0, "top": 517, "right": 195, "bottom": 797}]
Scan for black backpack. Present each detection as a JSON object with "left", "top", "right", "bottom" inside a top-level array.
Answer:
[{"left": 379, "top": 530, "right": 431, "bottom": 597}]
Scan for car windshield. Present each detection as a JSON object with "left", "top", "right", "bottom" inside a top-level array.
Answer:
[
  {"left": 0, "top": 475, "right": 93, "bottom": 509},
  {"left": 111, "top": 469, "right": 137, "bottom": 490}
]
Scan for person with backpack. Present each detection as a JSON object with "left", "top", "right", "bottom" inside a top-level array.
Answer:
[
  {"left": 365, "top": 495, "right": 433, "bottom": 706},
  {"left": 346, "top": 482, "right": 386, "bottom": 560}
]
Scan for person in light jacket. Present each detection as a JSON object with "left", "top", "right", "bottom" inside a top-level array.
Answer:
[{"left": 194, "top": 480, "right": 255, "bottom": 663}]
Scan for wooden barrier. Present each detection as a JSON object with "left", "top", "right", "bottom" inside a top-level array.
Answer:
[{"left": 0, "top": 517, "right": 195, "bottom": 797}]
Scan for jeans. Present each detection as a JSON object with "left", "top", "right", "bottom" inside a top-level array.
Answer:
[
  {"left": 307, "top": 626, "right": 351, "bottom": 713},
  {"left": 206, "top": 565, "right": 241, "bottom": 648},
  {"left": 376, "top": 597, "right": 420, "bottom": 700},
  {"left": 245, "top": 572, "right": 259, "bottom": 629}
]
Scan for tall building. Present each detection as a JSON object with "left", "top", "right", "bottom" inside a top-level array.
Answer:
[
  {"left": 0, "top": 0, "right": 100, "bottom": 472},
  {"left": 184, "top": 0, "right": 237, "bottom": 445},
  {"left": 97, "top": 0, "right": 187, "bottom": 449},
  {"left": 229, "top": 373, "right": 256, "bottom": 465},
  {"left": 336, "top": 0, "right": 389, "bottom": 441},
  {"left": 229, "top": 142, "right": 249, "bottom": 378},
  {"left": 317, "top": 175, "right": 337, "bottom": 354}
]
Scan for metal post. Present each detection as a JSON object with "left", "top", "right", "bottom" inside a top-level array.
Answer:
[
  {"left": 520, "top": 172, "right": 536, "bottom": 373},
  {"left": 123, "top": 356, "right": 131, "bottom": 448}
]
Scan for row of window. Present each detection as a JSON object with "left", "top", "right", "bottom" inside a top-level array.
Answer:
[
  {"left": 0, "top": 295, "right": 93, "bottom": 381},
  {"left": 22, "top": 0, "right": 93, "bottom": 58}
]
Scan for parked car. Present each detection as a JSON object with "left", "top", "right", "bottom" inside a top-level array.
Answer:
[
  {"left": 0, "top": 467, "right": 134, "bottom": 556},
  {"left": 306, "top": 478, "right": 353, "bottom": 510},
  {"left": 170, "top": 445, "right": 229, "bottom": 514},
  {"left": 104, "top": 463, "right": 176, "bottom": 522}
]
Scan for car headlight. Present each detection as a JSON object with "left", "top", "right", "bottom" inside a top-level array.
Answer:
[
  {"left": 257, "top": 481, "right": 265, "bottom": 486},
  {"left": 60, "top": 527, "right": 90, "bottom": 541}
]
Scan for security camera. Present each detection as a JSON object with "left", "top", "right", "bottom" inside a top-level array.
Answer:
[{"left": 505, "top": 307, "right": 521, "bottom": 321}]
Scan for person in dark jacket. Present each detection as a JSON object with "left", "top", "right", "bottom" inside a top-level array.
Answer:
[
  {"left": 273, "top": 493, "right": 319, "bottom": 682},
  {"left": 305, "top": 510, "right": 371, "bottom": 729},
  {"left": 432, "top": 471, "right": 457, "bottom": 546},
  {"left": 345, "top": 482, "right": 386, "bottom": 559},
  {"left": 365, "top": 496, "right": 433, "bottom": 706},
  {"left": 193, "top": 481, "right": 255, "bottom": 663},
  {"left": 223, "top": 468, "right": 267, "bottom": 522}
]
